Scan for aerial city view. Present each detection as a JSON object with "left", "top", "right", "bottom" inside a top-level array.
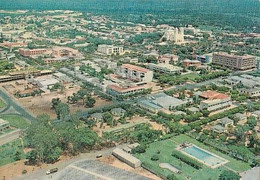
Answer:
[{"left": 0, "top": 0, "right": 259, "bottom": 179}]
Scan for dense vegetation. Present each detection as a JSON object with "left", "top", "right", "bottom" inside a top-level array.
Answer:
[{"left": 1, "top": 0, "right": 259, "bottom": 33}]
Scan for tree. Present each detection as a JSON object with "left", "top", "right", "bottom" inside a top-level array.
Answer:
[
  {"left": 55, "top": 103, "right": 70, "bottom": 120},
  {"left": 51, "top": 98, "right": 61, "bottom": 109},
  {"left": 218, "top": 170, "right": 240, "bottom": 180},
  {"left": 85, "top": 95, "right": 96, "bottom": 108},
  {"left": 103, "top": 112, "right": 114, "bottom": 126},
  {"left": 167, "top": 174, "right": 179, "bottom": 180},
  {"left": 14, "top": 150, "right": 22, "bottom": 161}
]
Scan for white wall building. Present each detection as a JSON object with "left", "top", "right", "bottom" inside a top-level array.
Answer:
[{"left": 97, "top": 45, "right": 124, "bottom": 55}]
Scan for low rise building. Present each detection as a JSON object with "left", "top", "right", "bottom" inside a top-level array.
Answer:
[
  {"left": 182, "top": 59, "right": 202, "bottom": 68},
  {"left": 97, "top": 45, "right": 124, "bottom": 55},
  {"left": 106, "top": 84, "right": 145, "bottom": 97},
  {"left": 196, "top": 53, "right": 213, "bottom": 64},
  {"left": 212, "top": 52, "right": 256, "bottom": 70},
  {"left": 112, "top": 148, "right": 141, "bottom": 168},
  {"left": 199, "top": 90, "right": 231, "bottom": 112},
  {"left": 138, "top": 92, "right": 187, "bottom": 113},
  {"left": 147, "top": 63, "right": 183, "bottom": 74},
  {"left": 111, "top": 108, "right": 126, "bottom": 117}
]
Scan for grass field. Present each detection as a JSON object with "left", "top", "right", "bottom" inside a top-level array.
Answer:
[
  {"left": 134, "top": 134, "right": 251, "bottom": 180},
  {"left": 0, "top": 115, "right": 30, "bottom": 129},
  {"left": 0, "top": 139, "right": 25, "bottom": 166},
  {"left": 0, "top": 98, "right": 6, "bottom": 108},
  {"left": 181, "top": 73, "right": 200, "bottom": 82}
]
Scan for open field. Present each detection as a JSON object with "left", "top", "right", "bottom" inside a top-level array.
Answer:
[
  {"left": 1, "top": 80, "right": 111, "bottom": 119},
  {"left": 0, "top": 139, "right": 25, "bottom": 167},
  {"left": 0, "top": 115, "right": 30, "bottom": 129},
  {"left": 134, "top": 134, "right": 251, "bottom": 180}
]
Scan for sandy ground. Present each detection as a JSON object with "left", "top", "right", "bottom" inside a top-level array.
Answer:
[
  {"left": 1, "top": 79, "right": 111, "bottom": 119},
  {"left": 99, "top": 155, "right": 161, "bottom": 180},
  {"left": 0, "top": 155, "right": 72, "bottom": 180}
]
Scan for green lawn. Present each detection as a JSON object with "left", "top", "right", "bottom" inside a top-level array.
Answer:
[
  {"left": 181, "top": 73, "right": 200, "bottom": 81},
  {"left": 0, "top": 115, "right": 30, "bottom": 129},
  {"left": 0, "top": 139, "right": 26, "bottom": 166},
  {"left": 0, "top": 98, "right": 6, "bottom": 108},
  {"left": 134, "top": 134, "right": 251, "bottom": 180}
]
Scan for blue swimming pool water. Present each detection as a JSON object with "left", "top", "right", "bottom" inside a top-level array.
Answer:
[{"left": 182, "top": 145, "right": 225, "bottom": 166}]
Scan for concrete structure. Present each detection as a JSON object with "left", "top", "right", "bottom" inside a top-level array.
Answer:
[
  {"left": 111, "top": 108, "right": 126, "bottom": 117},
  {"left": 52, "top": 46, "right": 82, "bottom": 58},
  {"left": 118, "top": 64, "right": 153, "bottom": 83},
  {"left": 158, "top": 54, "right": 179, "bottom": 64},
  {"left": 225, "top": 75, "right": 260, "bottom": 88},
  {"left": 138, "top": 92, "right": 186, "bottom": 113},
  {"left": 33, "top": 76, "right": 59, "bottom": 93},
  {"left": 196, "top": 53, "right": 213, "bottom": 64},
  {"left": 112, "top": 148, "right": 141, "bottom": 168},
  {"left": 218, "top": 117, "right": 233, "bottom": 128},
  {"left": 239, "top": 88, "right": 260, "bottom": 98},
  {"left": 19, "top": 48, "right": 48, "bottom": 57},
  {"left": 182, "top": 59, "right": 202, "bottom": 68},
  {"left": 161, "top": 27, "right": 184, "bottom": 43},
  {"left": 0, "top": 118, "right": 10, "bottom": 132},
  {"left": 147, "top": 63, "right": 183, "bottom": 74},
  {"left": 90, "top": 113, "right": 103, "bottom": 122},
  {"left": 107, "top": 84, "right": 145, "bottom": 97},
  {"left": 240, "top": 167, "right": 260, "bottom": 180},
  {"left": 212, "top": 52, "right": 256, "bottom": 70},
  {"left": 199, "top": 90, "right": 231, "bottom": 112},
  {"left": 97, "top": 45, "right": 124, "bottom": 55}
]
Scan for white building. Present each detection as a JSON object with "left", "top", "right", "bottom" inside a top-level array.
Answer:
[
  {"left": 97, "top": 45, "right": 124, "bottom": 55},
  {"left": 199, "top": 91, "right": 232, "bottom": 112},
  {"left": 161, "top": 27, "right": 184, "bottom": 43},
  {"left": 147, "top": 63, "right": 183, "bottom": 74},
  {"left": 118, "top": 64, "right": 153, "bottom": 84}
]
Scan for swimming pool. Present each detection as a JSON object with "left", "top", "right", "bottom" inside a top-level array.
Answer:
[{"left": 181, "top": 145, "right": 228, "bottom": 168}]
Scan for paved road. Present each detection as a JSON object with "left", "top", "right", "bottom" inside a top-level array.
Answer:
[
  {"left": 0, "top": 129, "right": 21, "bottom": 146},
  {"left": 14, "top": 144, "right": 127, "bottom": 180},
  {"left": 0, "top": 88, "right": 35, "bottom": 122}
]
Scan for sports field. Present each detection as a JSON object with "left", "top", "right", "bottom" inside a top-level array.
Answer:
[{"left": 134, "top": 134, "right": 251, "bottom": 180}]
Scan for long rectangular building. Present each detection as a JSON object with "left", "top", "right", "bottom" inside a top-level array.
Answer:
[{"left": 212, "top": 52, "right": 256, "bottom": 70}]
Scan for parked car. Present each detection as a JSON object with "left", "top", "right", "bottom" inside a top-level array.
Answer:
[
  {"left": 96, "top": 154, "right": 103, "bottom": 158},
  {"left": 46, "top": 168, "right": 58, "bottom": 175}
]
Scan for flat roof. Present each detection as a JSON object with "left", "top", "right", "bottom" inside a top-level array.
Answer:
[
  {"left": 200, "top": 90, "right": 229, "bottom": 100},
  {"left": 112, "top": 148, "right": 141, "bottom": 164},
  {"left": 121, "top": 64, "right": 150, "bottom": 73}
]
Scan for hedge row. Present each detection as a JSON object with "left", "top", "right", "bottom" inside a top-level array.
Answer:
[{"left": 171, "top": 149, "right": 202, "bottom": 169}]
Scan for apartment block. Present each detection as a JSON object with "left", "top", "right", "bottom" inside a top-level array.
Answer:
[
  {"left": 118, "top": 64, "right": 153, "bottom": 83},
  {"left": 19, "top": 48, "right": 48, "bottom": 57},
  {"left": 97, "top": 45, "right": 124, "bottom": 55},
  {"left": 212, "top": 52, "right": 256, "bottom": 70}
]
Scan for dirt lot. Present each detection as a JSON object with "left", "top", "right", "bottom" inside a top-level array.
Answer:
[
  {"left": 1, "top": 79, "right": 111, "bottom": 119},
  {"left": 99, "top": 155, "right": 161, "bottom": 180},
  {"left": 0, "top": 155, "right": 72, "bottom": 180}
]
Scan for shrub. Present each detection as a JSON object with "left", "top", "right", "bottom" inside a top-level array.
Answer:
[
  {"left": 171, "top": 150, "right": 202, "bottom": 169},
  {"left": 151, "top": 154, "right": 159, "bottom": 161}
]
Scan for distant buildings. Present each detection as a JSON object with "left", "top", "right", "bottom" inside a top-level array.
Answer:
[
  {"left": 118, "top": 64, "right": 153, "bottom": 84},
  {"left": 161, "top": 27, "right": 184, "bottom": 43},
  {"left": 182, "top": 59, "right": 202, "bottom": 68},
  {"left": 97, "top": 45, "right": 124, "bottom": 55},
  {"left": 52, "top": 46, "right": 81, "bottom": 58},
  {"left": 19, "top": 48, "right": 47, "bottom": 57},
  {"left": 106, "top": 84, "right": 145, "bottom": 97},
  {"left": 199, "top": 90, "right": 231, "bottom": 112},
  {"left": 212, "top": 52, "right": 256, "bottom": 70},
  {"left": 158, "top": 54, "right": 179, "bottom": 64},
  {"left": 138, "top": 92, "right": 187, "bottom": 113},
  {"left": 196, "top": 53, "right": 213, "bottom": 64},
  {"left": 211, "top": 117, "right": 234, "bottom": 134},
  {"left": 147, "top": 63, "right": 183, "bottom": 74}
]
